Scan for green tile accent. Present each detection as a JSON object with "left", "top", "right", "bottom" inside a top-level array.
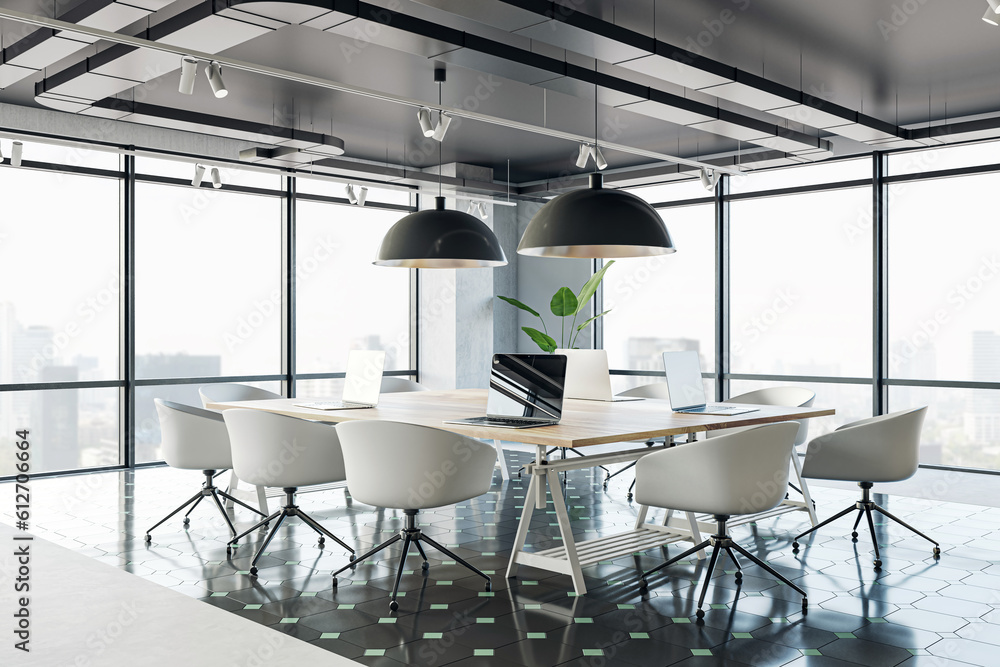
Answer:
[
  {"left": 482, "top": 552, "right": 496, "bottom": 556},
  {"left": 285, "top": 561, "right": 299, "bottom": 565},
  {"left": 691, "top": 649, "right": 712, "bottom": 656},
  {"left": 672, "top": 618, "right": 691, "bottom": 624},
  {"left": 524, "top": 604, "right": 542, "bottom": 610},
  {"left": 378, "top": 618, "right": 397, "bottom": 624},
  {"left": 710, "top": 603, "right": 727, "bottom": 609},
  {"left": 769, "top": 617, "right": 789, "bottom": 623},
  {"left": 279, "top": 618, "right": 298, "bottom": 624},
  {"left": 867, "top": 617, "right": 887, "bottom": 623},
  {"left": 363, "top": 650, "right": 386, "bottom": 657},
  {"left": 437, "top": 581, "right": 453, "bottom": 586},
  {"left": 521, "top": 580, "right": 538, "bottom": 585},
  {"left": 617, "top": 604, "right": 636, "bottom": 610},
  {"left": 733, "top": 632, "right": 753, "bottom": 639},
  {"left": 527, "top": 633, "right": 546, "bottom": 639},
  {"left": 243, "top": 604, "right": 262, "bottom": 610},
  {"left": 319, "top": 633, "right": 340, "bottom": 640},
  {"left": 801, "top": 649, "right": 823, "bottom": 656},
  {"left": 210, "top": 592, "right": 228, "bottom": 598},
  {"left": 479, "top": 592, "right": 495, "bottom": 597},
  {"left": 574, "top": 618, "right": 593, "bottom": 624},
  {"left": 476, "top": 618, "right": 494, "bottom": 624},
  {"left": 582, "top": 649, "right": 604, "bottom": 657},
  {"left": 567, "top": 592, "right": 579, "bottom": 597},
  {"left": 236, "top": 570, "right": 251, "bottom": 575},
  {"left": 442, "top": 560, "right": 457, "bottom": 565},
  {"left": 473, "top": 649, "right": 494, "bottom": 657},
  {"left": 423, "top": 632, "right": 444, "bottom": 639},
  {"left": 337, "top": 604, "right": 355, "bottom": 610},
  {"left": 300, "top": 592, "right": 317, "bottom": 597},
  {"left": 629, "top": 632, "right": 650, "bottom": 639},
  {"left": 430, "top": 604, "right": 448, "bottom": 610},
  {"left": 483, "top": 570, "right": 496, "bottom": 575},
  {"left": 835, "top": 632, "right": 856, "bottom": 639}
]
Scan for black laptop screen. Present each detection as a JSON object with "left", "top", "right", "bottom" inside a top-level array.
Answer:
[{"left": 486, "top": 354, "right": 567, "bottom": 420}]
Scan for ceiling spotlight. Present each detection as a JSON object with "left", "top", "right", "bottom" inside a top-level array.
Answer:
[
  {"left": 985, "top": 7, "right": 1000, "bottom": 24},
  {"left": 205, "top": 61, "right": 227, "bottom": 99},
  {"left": 575, "top": 143, "right": 592, "bottom": 169},
  {"left": 699, "top": 168, "right": 720, "bottom": 191},
  {"left": 346, "top": 184, "right": 358, "bottom": 204},
  {"left": 210, "top": 167, "right": 222, "bottom": 189},
  {"left": 477, "top": 201, "right": 489, "bottom": 220},
  {"left": 11, "top": 141, "right": 22, "bottom": 167},
  {"left": 467, "top": 201, "right": 476, "bottom": 214},
  {"left": 989, "top": 0, "right": 1000, "bottom": 13},
  {"left": 592, "top": 145, "right": 608, "bottom": 170},
  {"left": 179, "top": 56, "right": 197, "bottom": 95},
  {"left": 417, "top": 107, "right": 435, "bottom": 137},
  {"left": 192, "top": 163, "right": 206, "bottom": 187},
  {"left": 357, "top": 186, "right": 368, "bottom": 207},
  {"left": 432, "top": 112, "right": 453, "bottom": 142}
]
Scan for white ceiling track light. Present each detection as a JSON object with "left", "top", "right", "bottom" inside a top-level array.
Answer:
[
  {"left": 210, "top": 166, "right": 222, "bottom": 188},
  {"left": 192, "top": 163, "right": 206, "bottom": 186},
  {"left": 699, "top": 167, "right": 721, "bottom": 191},
  {"left": 11, "top": 141, "right": 23, "bottom": 167},
  {"left": 416, "top": 72, "right": 454, "bottom": 143},
  {"left": 205, "top": 61, "right": 227, "bottom": 99},
  {"left": 416, "top": 107, "right": 435, "bottom": 137},
  {"left": 346, "top": 183, "right": 357, "bottom": 204},
  {"left": 432, "top": 112, "right": 452, "bottom": 142},
  {"left": 989, "top": 0, "right": 1000, "bottom": 13},
  {"left": 345, "top": 184, "right": 367, "bottom": 206},
  {"left": 984, "top": 6, "right": 1000, "bottom": 25},
  {"left": 0, "top": 6, "right": 740, "bottom": 176},
  {"left": 575, "top": 143, "right": 592, "bottom": 169},
  {"left": 179, "top": 56, "right": 198, "bottom": 95}
]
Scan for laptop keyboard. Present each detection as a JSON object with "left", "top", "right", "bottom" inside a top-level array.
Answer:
[
  {"left": 467, "top": 416, "right": 546, "bottom": 426},
  {"left": 299, "top": 401, "right": 371, "bottom": 410}
]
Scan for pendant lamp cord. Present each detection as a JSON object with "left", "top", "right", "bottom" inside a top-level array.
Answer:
[
  {"left": 438, "top": 81, "right": 443, "bottom": 199},
  {"left": 593, "top": 62, "right": 599, "bottom": 169}
]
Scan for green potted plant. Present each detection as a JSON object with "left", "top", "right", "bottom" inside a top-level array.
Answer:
[{"left": 498, "top": 261, "right": 614, "bottom": 352}]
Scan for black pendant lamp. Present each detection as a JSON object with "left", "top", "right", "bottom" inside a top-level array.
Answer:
[
  {"left": 375, "top": 66, "right": 507, "bottom": 269},
  {"left": 517, "top": 172, "right": 675, "bottom": 258}
]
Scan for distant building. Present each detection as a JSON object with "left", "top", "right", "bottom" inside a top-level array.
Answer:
[
  {"left": 626, "top": 337, "right": 700, "bottom": 373},
  {"left": 38, "top": 366, "right": 80, "bottom": 472},
  {"left": 964, "top": 331, "right": 1000, "bottom": 443}
]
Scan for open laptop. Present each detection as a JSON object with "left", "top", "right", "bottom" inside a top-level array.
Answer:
[
  {"left": 295, "top": 350, "right": 386, "bottom": 410},
  {"left": 445, "top": 353, "right": 567, "bottom": 429},
  {"left": 662, "top": 350, "right": 757, "bottom": 416},
  {"left": 557, "top": 349, "right": 642, "bottom": 402}
]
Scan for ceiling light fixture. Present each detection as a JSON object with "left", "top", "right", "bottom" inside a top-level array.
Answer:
[
  {"left": 192, "top": 163, "right": 206, "bottom": 186},
  {"left": 592, "top": 145, "right": 608, "bottom": 171},
  {"left": 575, "top": 143, "right": 592, "bottom": 169},
  {"left": 205, "top": 61, "right": 227, "bottom": 98},
  {"left": 699, "top": 167, "right": 721, "bottom": 191},
  {"left": 357, "top": 186, "right": 368, "bottom": 207},
  {"left": 417, "top": 107, "right": 435, "bottom": 137},
  {"left": 346, "top": 183, "right": 358, "bottom": 204},
  {"left": 376, "top": 66, "right": 507, "bottom": 269},
  {"left": 11, "top": 141, "right": 22, "bottom": 167},
  {"left": 989, "top": 0, "right": 1000, "bottom": 13},
  {"left": 210, "top": 166, "right": 222, "bottom": 188},
  {"left": 179, "top": 56, "right": 197, "bottom": 95},
  {"left": 984, "top": 7, "right": 1000, "bottom": 24},
  {"left": 432, "top": 112, "right": 452, "bottom": 142}
]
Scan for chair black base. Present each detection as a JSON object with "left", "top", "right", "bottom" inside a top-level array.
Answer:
[
  {"left": 792, "top": 482, "right": 940, "bottom": 569},
  {"left": 145, "top": 469, "right": 267, "bottom": 542},
  {"left": 639, "top": 515, "right": 808, "bottom": 620},
  {"left": 332, "top": 509, "right": 491, "bottom": 611},
  {"left": 227, "top": 488, "right": 355, "bottom": 576}
]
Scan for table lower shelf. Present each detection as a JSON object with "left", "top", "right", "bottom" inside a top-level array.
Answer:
[{"left": 518, "top": 527, "right": 693, "bottom": 571}]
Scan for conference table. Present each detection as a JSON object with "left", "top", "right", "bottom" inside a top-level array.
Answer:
[{"left": 207, "top": 389, "right": 834, "bottom": 594}]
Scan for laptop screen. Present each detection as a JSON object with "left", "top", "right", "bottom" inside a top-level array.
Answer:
[
  {"left": 342, "top": 350, "right": 386, "bottom": 404},
  {"left": 486, "top": 354, "right": 567, "bottom": 420},
  {"left": 662, "top": 351, "right": 708, "bottom": 410}
]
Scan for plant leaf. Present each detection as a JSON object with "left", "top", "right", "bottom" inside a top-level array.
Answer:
[
  {"left": 498, "top": 295, "right": 541, "bottom": 318},
  {"left": 576, "top": 309, "right": 612, "bottom": 331},
  {"left": 574, "top": 260, "right": 615, "bottom": 315},
  {"left": 549, "top": 287, "right": 579, "bottom": 317},
  {"left": 522, "top": 327, "right": 557, "bottom": 353}
]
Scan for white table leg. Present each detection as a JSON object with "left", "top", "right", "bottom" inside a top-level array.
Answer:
[
  {"left": 506, "top": 473, "right": 538, "bottom": 579},
  {"left": 791, "top": 451, "right": 818, "bottom": 525},
  {"left": 224, "top": 470, "right": 239, "bottom": 509},
  {"left": 686, "top": 511, "right": 706, "bottom": 559},
  {"left": 634, "top": 504, "right": 650, "bottom": 529},
  {"left": 534, "top": 445, "right": 548, "bottom": 510},
  {"left": 547, "top": 469, "right": 586, "bottom": 595},
  {"left": 256, "top": 485, "right": 269, "bottom": 515},
  {"left": 494, "top": 439, "right": 510, "bottom": 481}
]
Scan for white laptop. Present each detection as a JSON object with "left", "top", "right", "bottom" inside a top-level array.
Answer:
[
  {"left": 295, "top": 350, "right": 386, "bottom": 410},
  {"left": 662, "top": 351, "right": 757, "bottom": 416},
  {"left": 557, "top": 349, "right": 642, "bottom": 402}
]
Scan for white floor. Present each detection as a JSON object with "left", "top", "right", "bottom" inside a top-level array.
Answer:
[{"left": 0, "top": 522, "right": 360, "bottom": 667}]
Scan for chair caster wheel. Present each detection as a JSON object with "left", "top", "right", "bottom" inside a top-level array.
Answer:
[
  {"left": 421, "top": 561, "right": 429, "bottom": 571},
  {"left": 851, "top": 531, "right": 858, "bottom": 539},
  {"left": 734, "top": 573, "right": 743, "bottom": 583},
  {"left": 331, "top": 577, "right": 338, "bottom": 588},
  {"left": 791, "top": 541, "right": 799, "bottom": 552},
  {"left": 933, "top": 547, "right": 941, "bottom": 558},
  {"left": 226, "top": 548, "right": 233, "bottom": 556},
  {"left": 626, "top": 493, "right": 633, "bottom": 501},
  {"left": 183, "top": 518, "right": 190, "bottom": 526},
  {"left": 638, "top": 578, "right": 647, "bottom": 590},
  {"left": 484, "top": 581, "right": 492, "bottom": 592},
  {"left": 250, "top": 567, "right": 258, "bottom": 576},
  {"left": 802, "top": 598, "right": 809, "bottom": 612},
  {"left": 696, "top": 608, "right": 705, "bottom": 619},
  {"left": 873, "top": 559, "right": 882, "bottom": 570},
  {"left": 389, "top": 600, "right": 398, "bottom": 612},
  {"left": 144, "top": 534, "right": 151, "bottom": 543},
  {"left": 349, "top": 554, "right": 356, "bottom": 563},
  {"left": 318, "top": 537, "right": 325, "bottom": 546}
]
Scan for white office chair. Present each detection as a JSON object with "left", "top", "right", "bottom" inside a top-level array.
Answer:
[
  {"left": 144, "top": 400, "right": 267, "bottom": 543},
  {"left": 792, "top": 407, "right": 938, "bottom": 569},
  {"left": 222, "top": 409, "right": 355, "bottom": 576},
  {"left": 605, "top": 382, "right": 675, "bottom": 498},
  {"left": 708, "top": 387, "right": 818, "bottom": 524},
  {"left": 199, "top": 383, "right": 283, "bottom": 514},
  {"left": 635, "top": 422, "right": 808, "bottom": 619},
  {"left": 332, "top": 421, "right": 496, "bottom": 611},
  {"left": 380, "top": 377, "right": 428, "bottom": 393}
]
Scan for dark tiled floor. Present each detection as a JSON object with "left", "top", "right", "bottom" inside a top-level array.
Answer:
[{"left": 5, "top": 452, "right": 1000, "bottom": 667}]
